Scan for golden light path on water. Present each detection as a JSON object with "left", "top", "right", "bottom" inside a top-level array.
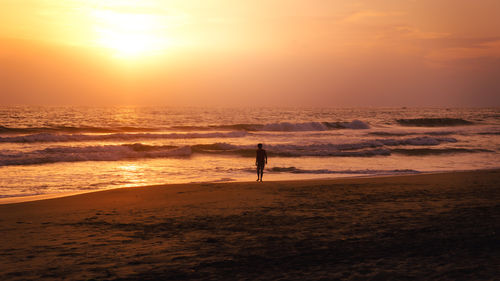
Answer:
[{"left": 117, "top": 163, "right": 147, "bottom": 187}]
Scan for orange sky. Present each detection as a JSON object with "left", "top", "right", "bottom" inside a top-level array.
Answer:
[{"left": 1, "top": 0, "right": 499, "bottom": 106}]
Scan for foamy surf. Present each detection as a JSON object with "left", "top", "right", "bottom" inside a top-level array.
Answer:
[
  {"left": 0, "top": 136, "right": 483, "bottom": 166},
  {"left": 0, "top": 106, "right": 498, "bottom": 198}
]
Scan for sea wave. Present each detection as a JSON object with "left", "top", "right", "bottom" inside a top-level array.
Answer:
[
  {"left": 392, "top": 148, "right": 493, "bottom": 156},
  {"left": 0, "top": 131, "right": 248, "bottom": 143},
  {"left": 0, "top": 136, "right": 478, "bottom": 166},
  {"left": 0, "top": 130, "right": 464, "bottom": 144},
  {"left": 0, "top": 125, "right": 157, "bottom": 134},
  {"left": 0, "top": 144, "right": 192, "bottom": 166},
  {"left": 258, "top": 120, "right": 370, "bottom": 131},
  {"left": 191, "top": 137, "right": 458, "bottom": 157},
  {"left": 153, "top": 120, "right": 371, "bottom": 131},
  {"left": 478, "top": 131, "right": 500, "bottom": 135},
  {"left": 396, "top": 118, "right": 473, "bottom": 127},
  {"left": 190, "top": 143, "right": 392, "bottom": 157},
  {"left": 0, "top": 120, "right": 370, "bottom": 135},
  {"left": 268, "top": 167, "right": 420, "bottom": 175},
  {"left": 368, "top": 131, "right": 455, "bottom": 136}
]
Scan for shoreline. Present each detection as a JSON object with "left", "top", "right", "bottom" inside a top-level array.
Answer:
[
  {"left": 1, "top": 167, "right": 498, "bottom": 205},
  {"left": 1, "top": 168, "right": 498, "bottom": 280}
]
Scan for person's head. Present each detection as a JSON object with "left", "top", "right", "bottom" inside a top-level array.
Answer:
[{"left": 258, "top": 143, "right": 263, "bottom": 149}]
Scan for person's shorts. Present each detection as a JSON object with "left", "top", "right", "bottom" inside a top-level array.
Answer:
[{"left": 257, "top": 162, "right": 265, "bottom": 170}]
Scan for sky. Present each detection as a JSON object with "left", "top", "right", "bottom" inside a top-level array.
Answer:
[{"left": 1, "top": 0, "right": 499, "bottom": 106}]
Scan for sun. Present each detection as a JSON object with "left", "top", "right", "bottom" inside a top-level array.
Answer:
[{"left": 92, "top": 10, "right": 170, "bottom": 58}]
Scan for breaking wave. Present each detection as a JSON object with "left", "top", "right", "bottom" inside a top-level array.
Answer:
[
  {"left": 0, "top": 120, "right": 370, "bottom": 136},
  {"left": 191, "top": 136, "right": 458, "bottom": 157},
  {"left": 0, "top": 131, "right": 248, "bottom": 143},
  {"left": 0, "top": 125, "right": 157, "bottom": 134},
  {"left": 174, "top": 120, "right": 370, "bottom": 131},
  {"left": 252, "top": 120, "right": 370, "bottom": 131},
  {"left": 191, "top": 143, "right": 391, "bottom": 157},
  {"left": 396, "top": 118, "right": 473, "bottom": 127},
  {"left": 0, "top": 144, "right": 192, "bottom": 166},
  {"left": 1, "top": 136, "right": 489, "bottom": 166}
]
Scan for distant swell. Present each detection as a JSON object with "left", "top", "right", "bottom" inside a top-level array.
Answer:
[{"left": 396, "top": 118, "right": 473, "bottom": 127}]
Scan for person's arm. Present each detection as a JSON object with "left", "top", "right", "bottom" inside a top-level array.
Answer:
[
  {"left": 256, "top": 151, "right": 258, "bottom": 166},
  {"left": 265, "top": 150, "right": 268, "bottom": 164}
]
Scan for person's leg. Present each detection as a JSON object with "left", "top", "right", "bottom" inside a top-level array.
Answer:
[
  {"left": 260, "top": 166, "right": 264, "bottom": 181},
  {"left": 256, "top": 166, "right": 260, "bottom": 180}
]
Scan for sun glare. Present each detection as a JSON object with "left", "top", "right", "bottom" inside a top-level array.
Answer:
[{"left": 92, "top": 10, "right": 170, "bottom": 58}]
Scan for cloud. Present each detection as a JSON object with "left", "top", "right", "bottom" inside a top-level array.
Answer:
[
  {"left": 392, "top": 25, "right": 450, "bottom": 40},
  {"left": 342, "top": 10, "right": 404, "bottom": 23},
  {"left": 424, "top": 36, "right": 500, "bottom": 49},
  {"left": 425, "top": 38, "right": 500, "bottom": 66},
  {"left": 366, "top": 23, "right": 500, "bottom": 68}
]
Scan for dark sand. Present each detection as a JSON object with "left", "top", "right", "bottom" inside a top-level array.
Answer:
[{"left": 0, "top": 170, "right": 499, "bottom": 280}]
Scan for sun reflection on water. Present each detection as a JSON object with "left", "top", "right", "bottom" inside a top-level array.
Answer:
[{"left": 117, "top": 163, "right": 147, "bottom": 187}]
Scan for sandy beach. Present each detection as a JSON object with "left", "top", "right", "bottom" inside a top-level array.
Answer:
[{"left": 1, "top": 170, "right": 499, "bottom": 280}]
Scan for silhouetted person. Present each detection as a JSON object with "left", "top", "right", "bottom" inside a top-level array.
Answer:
[{"left": 255, "top": 143, "right": 267, "bottom": 181}]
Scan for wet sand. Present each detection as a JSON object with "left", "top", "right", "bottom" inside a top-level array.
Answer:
[{"left": 0, "top": 170, "right": 499, "bottom": 280}]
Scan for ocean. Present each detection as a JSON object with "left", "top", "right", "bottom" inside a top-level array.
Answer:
[{"left": 0, "top": 106, "right": 499, "bottom": 200}]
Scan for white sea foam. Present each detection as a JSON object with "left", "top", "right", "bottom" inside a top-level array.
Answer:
[{"left": 341, "top": 120, "right": 371, "bottom": 129}]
